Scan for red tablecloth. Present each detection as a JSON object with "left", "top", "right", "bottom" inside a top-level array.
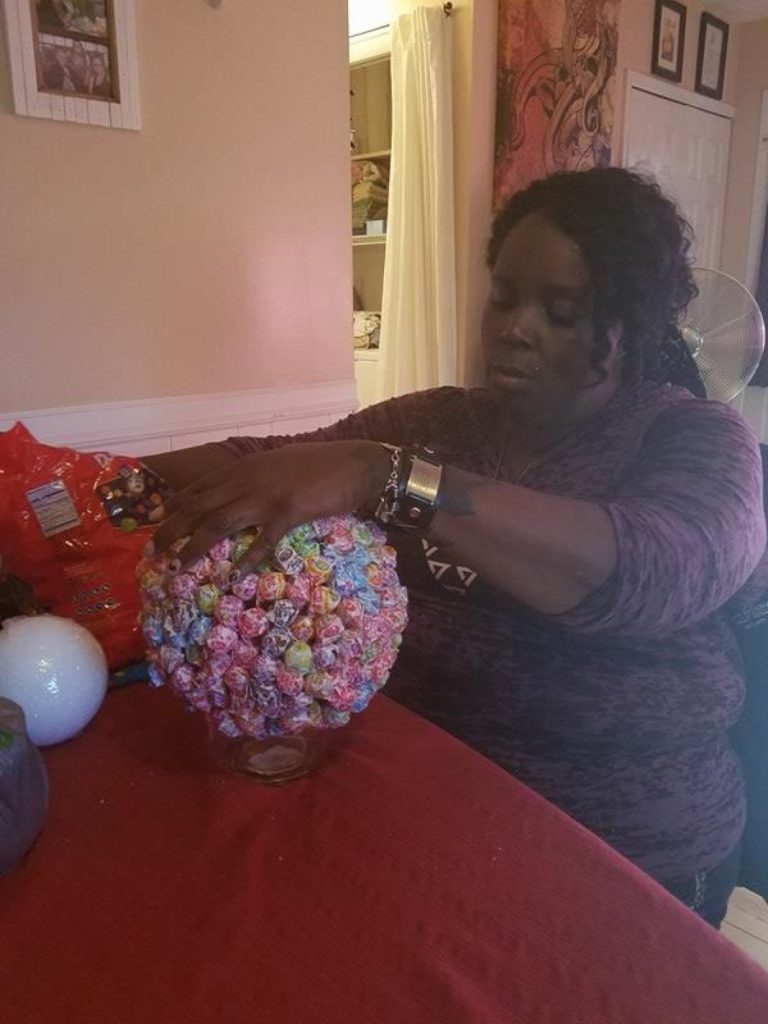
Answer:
[{"left": 3, "top": 685, "right": 767, "bottom": 1024}]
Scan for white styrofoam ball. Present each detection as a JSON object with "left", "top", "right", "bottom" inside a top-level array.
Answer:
[{"left": 0, "top": 616, "right": 108, "bottom": 746}]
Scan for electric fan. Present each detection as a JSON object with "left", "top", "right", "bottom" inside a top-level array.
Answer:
[{"left": 680, "top": 268, "right": 765, "bottom": 402}]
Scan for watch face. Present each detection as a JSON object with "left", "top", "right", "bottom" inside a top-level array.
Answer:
[{"left": 405, "top": 453, "right": 443, "bottom": 508}]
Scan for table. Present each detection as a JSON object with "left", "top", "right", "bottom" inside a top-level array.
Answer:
[{"left": 3, "top": 684, "right": 768, "bottom": 1023}]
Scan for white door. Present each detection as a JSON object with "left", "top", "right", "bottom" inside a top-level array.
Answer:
[{"left": 622, "top": 73, "right": 733, "bottom": 269}]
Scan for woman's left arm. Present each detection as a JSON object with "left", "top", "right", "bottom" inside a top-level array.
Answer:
[
  {"left": 552, "top": 401, "right": 766, "bottom": 637},
  {"left": 429, "top": 470, "right": 618, "bottom": 615},
  {"left": 410, "top": 401, "right": 766, "bottom": 630},
  {"left": 432, "top": 402, "right": 766, "bottom": 633}
]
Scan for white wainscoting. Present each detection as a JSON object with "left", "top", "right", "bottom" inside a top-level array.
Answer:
[
  {"left": 353, "top": 348, "right": 380, "bottom": 410},
  {"left": 4, "top": 379, "right": 764, "bottom": 457},
  {"left": 0, "top": 380, "right": 358, "bottom": 457}
]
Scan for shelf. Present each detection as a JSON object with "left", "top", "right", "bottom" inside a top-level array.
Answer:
[
  {"left": 351, "top": 149, "right": 391, "bottom": 161},
  {"left": 353, "top": 234, "right": 386, "bottom": 247}
]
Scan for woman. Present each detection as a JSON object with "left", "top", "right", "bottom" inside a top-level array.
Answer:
[
  {"left": 86, "top": 53, "right": 111, "bottom": 99},
  {"left": 149, "top": 168, "right": 765, "bottom": 927}
]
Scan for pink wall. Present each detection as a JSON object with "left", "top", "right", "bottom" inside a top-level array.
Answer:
[{"left": 0, "top": 0, "right": 352, "bottom": 413}]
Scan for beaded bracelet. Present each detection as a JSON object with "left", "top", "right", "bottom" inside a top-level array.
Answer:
[{"left": 374, "top": 443, "right": 404, "bottom": 524}]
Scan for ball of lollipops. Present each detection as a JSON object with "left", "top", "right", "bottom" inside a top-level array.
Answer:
[{"left": 137, "top": 515, "right": 408, "bottom": 740}]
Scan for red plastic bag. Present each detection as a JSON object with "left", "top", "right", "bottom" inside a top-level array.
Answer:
[{"left": 0, "top": 423, "right": 169, "bottom": 670}]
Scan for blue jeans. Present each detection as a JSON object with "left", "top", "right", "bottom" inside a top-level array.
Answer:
[{"left": 662, "top": 842, "right": 742, "bottom": 929}]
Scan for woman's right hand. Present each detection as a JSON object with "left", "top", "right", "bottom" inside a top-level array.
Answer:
[{"left": 152, "top": 440, "right": 391, "bottom": 572}]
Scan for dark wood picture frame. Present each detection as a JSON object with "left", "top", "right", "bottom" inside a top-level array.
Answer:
[
  {"left": 651, "top": 0, "right": 687, "bottom": 83},
  {"left": 695, "top": 13, "right": 729, "bottom": 101},
  {"left": 30, "top": 0, "right": 120, "bottom": 104}
]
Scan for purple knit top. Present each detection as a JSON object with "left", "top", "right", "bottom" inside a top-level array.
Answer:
[{"left": 226, "top": 383, "right": 766, "bottom": 883}]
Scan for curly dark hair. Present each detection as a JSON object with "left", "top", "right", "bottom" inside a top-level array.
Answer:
[{"left": 487, "top": 167, "right": 700, "bottom": 388}]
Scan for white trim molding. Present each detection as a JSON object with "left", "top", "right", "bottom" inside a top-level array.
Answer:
[
  {"left": 0, "top": 380, "right": 358, "bottom": 457},
  {"left": 350, "top": 26, "right": 391, "bottom": 66}
]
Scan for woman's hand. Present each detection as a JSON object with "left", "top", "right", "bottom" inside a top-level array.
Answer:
[{"left": 152, "top": 440, "right": 390, "bottom": 571}]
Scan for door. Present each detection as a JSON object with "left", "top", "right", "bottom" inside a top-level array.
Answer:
[{"left": 623, "top": 74, "right": 733, "bottom": 269}]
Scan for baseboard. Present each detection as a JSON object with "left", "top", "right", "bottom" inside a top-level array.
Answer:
[{"left": 0, "top": 379, "right": 358, "bottom": 457}]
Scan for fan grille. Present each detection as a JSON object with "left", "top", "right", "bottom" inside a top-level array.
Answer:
[{"left": 680, "top": 268, "right": 765, "bottom": 403}]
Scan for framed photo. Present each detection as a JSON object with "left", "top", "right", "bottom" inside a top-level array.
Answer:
[
  {"left": 2, "top": 0, "right": 141, "bottom": 129},
  {"left": 695, "top": 13, "right": 729, "bottom": 101},
  {"left": 651, "top": 0, "right": 686, "bottom": 83},
  {"left": 33, "top": 0, "right": 118, "bottom": 103}
]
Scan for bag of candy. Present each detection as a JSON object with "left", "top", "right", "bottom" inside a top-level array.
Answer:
[{"left": 0, "top": 422, "right": 170, "bottom": 670}]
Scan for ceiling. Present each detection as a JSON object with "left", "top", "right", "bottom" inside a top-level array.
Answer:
[
  {"left": 705, "top": 0, "right": 768, "bottom": 22},
  {"left": 348, "top": 0, "right": 391, "bottom": 37}
]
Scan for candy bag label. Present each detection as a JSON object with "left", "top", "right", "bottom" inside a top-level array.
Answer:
[{"left": 25, "top": 480, "right": 82, "bottom": 538}]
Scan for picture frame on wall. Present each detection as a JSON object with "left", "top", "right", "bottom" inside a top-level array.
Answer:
[
  {"left": 1, "top": 0, "right": 141, "bottom": 129},
  {"left": 651, "top": 0, "right": 686, "bottom": 83},
  {"left": 695, "top": 13, "right": 729, "bottom": 101}
]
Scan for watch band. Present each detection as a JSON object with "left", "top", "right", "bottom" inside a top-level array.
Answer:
[{"left": 394, "top": 447, "right": 443, "bottom": 530}]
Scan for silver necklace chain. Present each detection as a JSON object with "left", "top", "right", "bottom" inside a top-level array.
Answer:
[{"left": 492, "top": 417, "right": 538, "bottom": 484}]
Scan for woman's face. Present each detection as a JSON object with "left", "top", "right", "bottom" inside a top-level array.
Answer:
[{"left": 481, "top": 212, "right": 620, "bottom": 421}]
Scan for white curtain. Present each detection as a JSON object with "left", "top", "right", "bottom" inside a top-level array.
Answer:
[{"left": 375, "top": 4, "right": 457, "bottom": 401}]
